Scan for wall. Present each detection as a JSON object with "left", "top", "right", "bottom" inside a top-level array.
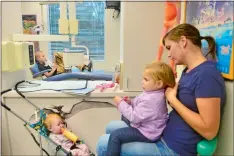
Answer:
[
  {"left": 1, "top": 2, "right": 25, "bottom": 155},
  {"left": 120, "top": 2, "right": 168, "bottom": 91},
  {"left": 1, "top": 2, "right": 29, "bottom": 90},
  {"left": 215, "top": 80, "right": 234, "bottom": 155},
  {"left": 2, "top": 2, "right": 23, "bottom": 41},
  {"left": 20, "top": 2, "right": 120, "bottom": 72}
]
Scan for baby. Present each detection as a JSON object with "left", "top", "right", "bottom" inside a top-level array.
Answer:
[
  {"left": 44, "top": 113, "right": 90, "bottom": 156},
  {"left": 35, "top": 51, "right": 58, "bottom": 77},
  {"left": 106, "top": 61, "right": 176, "bottom": 156}
]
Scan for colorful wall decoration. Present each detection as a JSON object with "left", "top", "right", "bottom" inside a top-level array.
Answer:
[
  {"left": 185, "top": 1, "right": 234, "bottom": 80},
  {"left": 22, "top": 15, "right": 40, "bottom": 52},
  {"left": 22, "top": 15, "right": 37, "bottom": 34},
  {"left": 157, "top": 1, "right": 182, "bottom": 77}
]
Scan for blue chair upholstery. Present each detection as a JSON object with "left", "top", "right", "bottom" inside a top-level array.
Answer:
[
  {"left": 44, "top": 72, "right": 113, "bottom": 81},
  {"left": 32, "top": 69, "right": 52, "bottom": 79},
  {"left": 30, "top": 63, "right": 40, "bottom": 74},
  {"left": 30, "top": 63, "right": 52, "bottom": 79}
]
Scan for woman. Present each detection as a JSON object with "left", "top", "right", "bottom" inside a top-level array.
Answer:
[{"left": 96, "top": 23, "right": 226, "bottom": 156}]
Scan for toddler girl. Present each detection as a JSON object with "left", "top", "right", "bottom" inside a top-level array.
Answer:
[{"left": 107, "top": 61, "right": 176, "bottom": 156}]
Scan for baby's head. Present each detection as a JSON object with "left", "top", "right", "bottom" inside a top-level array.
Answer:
[
  {"left": 44, "top": 113, "right": 65, "bottom": 134},
  {"left": 35, "top": 51, "right": 46, "bottom": 64},
  {"left": 142, "top": 61, "right": 175, "bottom": 91}
]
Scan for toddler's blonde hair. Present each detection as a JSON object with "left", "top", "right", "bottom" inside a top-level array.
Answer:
[
  {"left": 144, "top": 61, "right": 175, "bottom": 88},
  {"left": 44, "top": 113, "right": 62, "bottom": 130}
]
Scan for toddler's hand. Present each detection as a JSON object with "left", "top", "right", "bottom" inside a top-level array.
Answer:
[
  {"left": 123, "top": 96, "right": 131, "bottom": 104},
  {"left": 113, "top": 96, "right": 122, "bottom": 106}
]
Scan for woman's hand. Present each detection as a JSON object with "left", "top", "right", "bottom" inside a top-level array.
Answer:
[{"left": 165, "top": 83, "right": 179, "bottom": 107}]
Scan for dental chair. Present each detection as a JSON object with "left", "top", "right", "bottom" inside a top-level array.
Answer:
[
  {"left": 30, "top": 62, "right": 113, "bottom": 81},
  {"left": 30, "top": 51, "right": 114, "bottom": 81}
]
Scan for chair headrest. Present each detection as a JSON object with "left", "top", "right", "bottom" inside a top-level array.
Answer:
[{"left": 30, "top": 63, "right": 40, "bottom": 74}]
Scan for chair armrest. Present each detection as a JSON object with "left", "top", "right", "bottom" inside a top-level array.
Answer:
[
  {"left": 197, "top": 137, "right": 217, "bottom": 156},
  {"left": 33, "top": 69, "right": 52, "bottom": 78}
]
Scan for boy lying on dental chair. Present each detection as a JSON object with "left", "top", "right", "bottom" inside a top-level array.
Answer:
[
  {"left": 35, "top": 50, "right": 93, "bottom": 79},
  {"left": 44, "top": 113, "right": 90, "bottom": 156},
  {"left": 35, "top": 51, "right": 58, "bottom": 78}
]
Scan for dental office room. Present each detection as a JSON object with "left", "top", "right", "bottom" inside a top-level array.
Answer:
[{"left": 1, "top": 1, "right": 233, "bottom": 156}]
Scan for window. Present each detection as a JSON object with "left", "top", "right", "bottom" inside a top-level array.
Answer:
[{"left": 48, "top": 2, "right": 105, "bottom": 60}]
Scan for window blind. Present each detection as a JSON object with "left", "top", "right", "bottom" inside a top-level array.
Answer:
[{"left": 48, "top": 2, "right": 105, "bottom": 60}]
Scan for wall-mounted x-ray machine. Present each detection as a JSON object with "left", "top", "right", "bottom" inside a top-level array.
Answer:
[{"left": 2, "top": 41, "right": 35, "bottom": 72}]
